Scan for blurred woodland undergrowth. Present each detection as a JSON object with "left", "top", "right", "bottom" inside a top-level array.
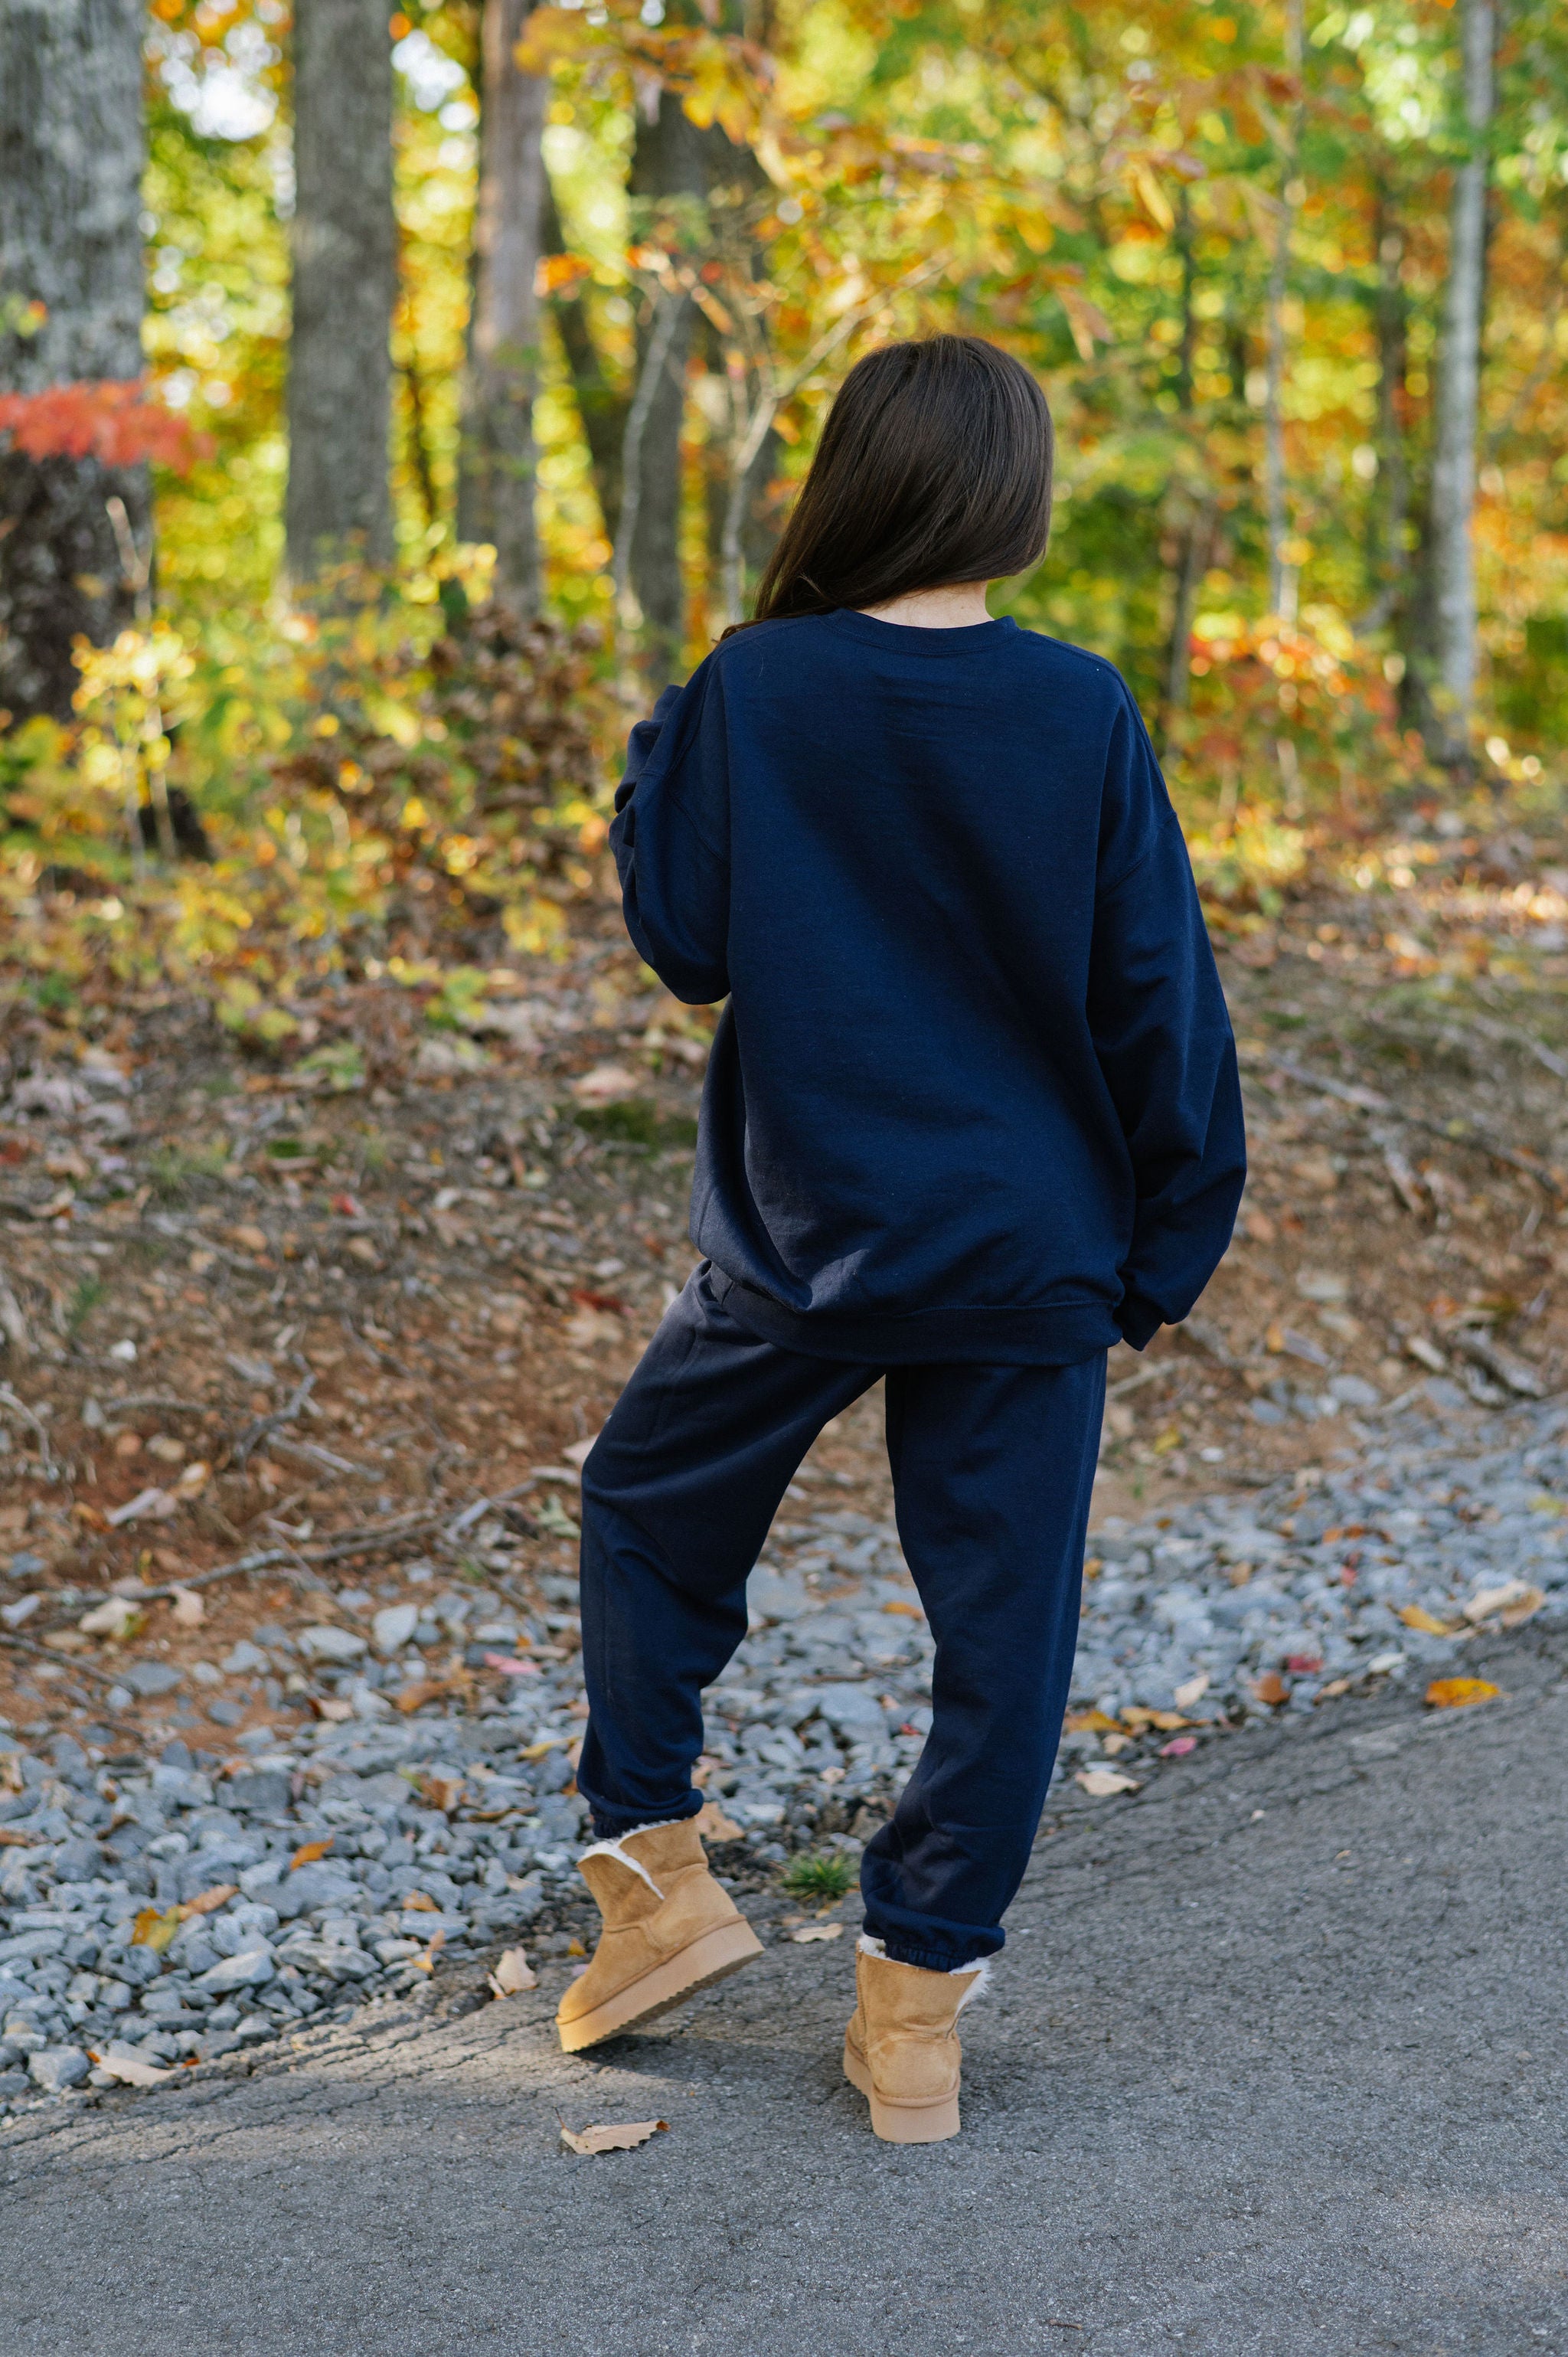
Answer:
[
  {"left": 0, "top": 558, "right": 617, "bottom": 1058},
  {"left": 5, "top": 0, "right": 1568, "bottom": 1072},
  {"left": 1, "top": 562, "right": 1556, "bottom": 1070}
]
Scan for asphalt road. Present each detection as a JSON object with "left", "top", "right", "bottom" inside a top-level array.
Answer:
[{"left": 5, "top": 1630, "right": 1566, "bottom": 2357}]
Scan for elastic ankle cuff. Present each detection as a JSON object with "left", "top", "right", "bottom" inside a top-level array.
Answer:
[{"left": 586, "top": 1795, "right": 704, "bottom": 1842}]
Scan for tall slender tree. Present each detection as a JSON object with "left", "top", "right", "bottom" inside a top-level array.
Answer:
[
  {"left": 285, "top": 0, "right": 397, "bottom": 580},
  {"left": 0, "top": 0, "right": 146, "bottom": 724},
  {"left": 1428, "top": 0, "right": 1494, "bottom": 767},
  {"left": 457, "top": 0, "right": 548, "bottom": 613},
  {"left": 541, "top": 172, "right": 626, "bottom": 545},
  {"left": 618, "top": 85, "right": 708, "bottom": 681},
  {"left": 1263, "top": 0, "right": 1304, "bottom": 622}
]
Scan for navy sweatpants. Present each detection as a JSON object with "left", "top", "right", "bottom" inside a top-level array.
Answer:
[{"left": 576, "top": 1268, "right": 1106, "bottom": 1972}]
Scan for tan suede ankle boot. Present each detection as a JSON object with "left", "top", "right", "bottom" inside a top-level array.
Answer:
[
  {"left": 555, "top": 1816, "right": 763, "bottom": 2053},
  {"left": 841, "top": 1936, "right": 988, "bottom": 2143}
]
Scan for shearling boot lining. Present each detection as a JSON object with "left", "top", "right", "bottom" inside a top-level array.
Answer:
[
  {"left": 857, "top": 1933, "right": 991, "bottom": 2004},
  {"left": 577, "top": 1819, "right": 689, "bottom": 1899}
]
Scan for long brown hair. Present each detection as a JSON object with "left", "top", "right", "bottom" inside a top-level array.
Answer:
[{"left": 741, "top": 334, "right": 1054, "bottom": 630}]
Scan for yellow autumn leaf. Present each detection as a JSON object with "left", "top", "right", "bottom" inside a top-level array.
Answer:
[
  {"left": 131, "top": 1905, "right": 182, "bottom": 1953},
  {"left": 1132, "top": 162, "right": 1175, "bottom": 232},
  {"left": 1425, "top": 1678, "right": 1501, "bottom": 1710},
  {"left": 1398, "top": 1605, "right": 1455, "bottom": 1635}
]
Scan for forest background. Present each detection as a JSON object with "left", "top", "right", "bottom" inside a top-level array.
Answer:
[{"left": 0, "top": 0, "right": 1566, "bottom": 1044}]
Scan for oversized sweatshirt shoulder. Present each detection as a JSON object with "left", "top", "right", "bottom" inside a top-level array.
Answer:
[{"left": 611, "top": 610, "right": 1245, "bottom": 1365}]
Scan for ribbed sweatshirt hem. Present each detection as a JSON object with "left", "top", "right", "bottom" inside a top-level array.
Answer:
[{"left": 707, "top": 1263, "right": 1123, "bottom": 1367}]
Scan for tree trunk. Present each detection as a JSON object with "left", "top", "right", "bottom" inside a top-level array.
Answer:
[
  {"left": 622, "top": 87, "right": 707, "bottom": 682},
  {"left": 1263, "top": 0, "right": 1303, "bottom": 621},
  {"left": 0, "top": 0, "right": 146, "bottom": 724},
  {"left": 1160, "top": 188, "right": 1207, "bottom": 744},
  {"left": 1428, "top": 0, "right": 1494, "bottom": 767},
  {"left": 541, "top": 172, "right": 626, "bottom": 548},
  {"left": 456, "top": 0, "right": 547, "bottom": 613},
  {"left": 1358, "top": 182, "right": 1410, "bottom": 633},
  {"left": 285, "top": 0, "right": 397, "bottom": 580}
]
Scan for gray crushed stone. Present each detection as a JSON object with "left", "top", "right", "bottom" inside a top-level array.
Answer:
[{"left": 3, "top": 1393, "right": 1563, "bottom": 2123}]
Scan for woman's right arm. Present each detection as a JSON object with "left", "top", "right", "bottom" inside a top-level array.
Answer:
[{"left": 609, "top": 664, "right": 732, "bottom": 1006}]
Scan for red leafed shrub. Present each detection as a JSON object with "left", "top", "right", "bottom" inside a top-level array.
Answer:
[{"left": 0, "top": 379, "right": 211, "bottom": 472}]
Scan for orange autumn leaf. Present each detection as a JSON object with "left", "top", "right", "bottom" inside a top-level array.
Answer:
[
  {"left": 1425, "top": 1678, "right": 1501, "bottom": 1711},
  {"left": 181, "top": 1882, "right": 238, "bottom": 1917},
  {"left": 290, "top": 1836, "right": 335, "bottom": 1868}
]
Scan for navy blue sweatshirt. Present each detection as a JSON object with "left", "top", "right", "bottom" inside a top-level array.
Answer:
[{"left": 610, "top": 608, "right": 1245, "bottom": 1365}]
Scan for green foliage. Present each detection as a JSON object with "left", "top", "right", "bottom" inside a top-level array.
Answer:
[
  {"left": 0, "top": 568, "right": 616, "bottom": 1037},
  {"left": 781, "top": 1851, "right": 857, "bottom": 1902},
  {"left": 7, "top": 0, "right": 1567, "bottom": 1038},
  {"left": 65, "top": 1277, "right": 106, "bottom": 1335},
  {"left": 149, "top": 1139, "right": 231, "bottom": 1199},
  {"left": 573, "top": 1098, "right": 698, "bottom": 1152}
]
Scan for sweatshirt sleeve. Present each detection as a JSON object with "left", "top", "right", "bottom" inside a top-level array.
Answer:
[
  {"left": 608, "top": 662, "right": 731, "bottom": 1006},
  {"left": 1086, "top": 691, "right": 1246, "bottom": 1349}
]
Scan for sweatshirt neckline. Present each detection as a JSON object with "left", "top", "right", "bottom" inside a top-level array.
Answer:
[{"left": 825, "top": 608, "right": 1020, "bottom": 654}]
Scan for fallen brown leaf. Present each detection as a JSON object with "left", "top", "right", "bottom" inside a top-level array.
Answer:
[
  {"left": 1399, "top": 1604, "right": 1457, "bottom": 1636},
  {"left": 559, "top": 2117, "right": 668, "bottom": 2156},
  {"left": 1252, "top": 1672, "right": 1289, "bottom": 1706},
  {"left": 1076, "top": 1768, "right": 1140, "bottom": 1797},
  {"left": 394, "top": 1676, "right": 466, "bottom": 1714},
  {"left": 694, "top": 1799, "right": 743, "bottom": 1842},
  {"left": 290, "top": 1836, "right": 334, "bottom": 1868},
  {"left": 90, "top": 2046, "right": 175, "bottom": 2088},
  {"left": 1463, "top": 1578, "right": 1544, "bottom": 1627},
  {"left": 402, "top": 1890, "right": 439, "bottom": 1912},
  {"left": 789, "top": 1922, "right": 844, "bottom": 1943},
  {"left": 486, "top": 1946, "right": 537, "bottom": 1997}
]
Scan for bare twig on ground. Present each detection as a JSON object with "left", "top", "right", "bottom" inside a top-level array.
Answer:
[
  {"left": 1269, "top": 1054, "right": 1567, "bottom": 1198},
  {"left": 0, "top": 1278, "right": 30, "bottom": 1361},
  {"left": 232, "top": 1371, "right": 316, "bottom": 1468},
  {"left": 0, "top": 1384, "right": 56, "bottom": 1476}
]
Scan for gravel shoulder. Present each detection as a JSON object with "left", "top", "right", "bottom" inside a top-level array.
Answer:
[{"left": 5, "top": 1622, "right": 1566, "bottom": 2357}]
